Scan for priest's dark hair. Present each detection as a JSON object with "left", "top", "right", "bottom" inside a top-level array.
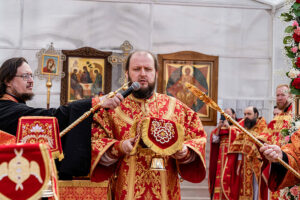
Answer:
[
  {"left": 230, "top": 108, "right": 238, "bottom": 121},
  {"left": 253, "top": 107, "right": 259, "bottom": 118},
  {"left": 0, "top": 57, "right": 28, "bottom": 97},
  {"left": 125, "top": 50, "right": 159, "bottom": 72}
]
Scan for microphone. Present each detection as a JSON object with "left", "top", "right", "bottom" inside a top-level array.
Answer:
[
  {"left": 121, "top": 82, "right": 140, "bottom": 98},
  {"left": 104, "top": 82, "right": 140, "bottom": 111}
]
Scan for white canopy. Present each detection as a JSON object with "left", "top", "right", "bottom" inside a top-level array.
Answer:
[{"left": 0, "top": 0, "right": 291, "bottom": 121}]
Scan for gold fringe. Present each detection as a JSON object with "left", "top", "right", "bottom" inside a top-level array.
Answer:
[
  {"left": 52, "top": 151, "right": 64, "bottom": 161},
  {"left": 141, "top": 118, "right": 184, "bottom": 156},
  {"left": 58, "top": 153, "right": 64, "bottom": 161}
]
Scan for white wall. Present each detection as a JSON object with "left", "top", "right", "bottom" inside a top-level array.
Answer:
[{"left": 0, "top": 0, "right": 289, "bottom": 123}]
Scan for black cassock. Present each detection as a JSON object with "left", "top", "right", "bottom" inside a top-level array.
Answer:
[{"left": 0, "top": 98, "right": 92, "bottom": 179}]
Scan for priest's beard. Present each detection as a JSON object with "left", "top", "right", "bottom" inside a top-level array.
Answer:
[
  {"left": 128, "top": 75, "right": 156, "bottom": 99},
  {"left": 244, "top": 118, "right": 257, "bottom": 129},
  {"left": 276, "top": 101, "right": 289, "bottom": 110},
  {"left": 11, "top": 88, "right": 34, "bottom": 102}
]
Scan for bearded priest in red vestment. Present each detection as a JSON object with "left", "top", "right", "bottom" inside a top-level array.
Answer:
[
  {"left": 257, "top": 85, "right": 294, "bottom": 199},
  {"left": 208, "top": 108, "right": 240, "bottom": 200},
  {"left": 222, "top": 85, "right": 294, "bottom": 200},
  {"left": 222, "top": 106, "right": 268, "bottom": 200},
  {"left": 90, "top": 51, "right": 207, "bottom": 200}
]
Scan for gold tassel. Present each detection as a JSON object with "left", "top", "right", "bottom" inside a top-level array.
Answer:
[
  {"left": 51, "top": 151, "right": 64, "bottom": 161},
  {"left": 58, "top": 153, "right": 64, "bottom": 161}
]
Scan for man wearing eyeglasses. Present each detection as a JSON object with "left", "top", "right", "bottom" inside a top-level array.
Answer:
[
  {"left": 1, "top": 58, "right": 35, "bottom": 103},
  {"left": 0, "top": 57, "right": 102, "bottom": 178}
]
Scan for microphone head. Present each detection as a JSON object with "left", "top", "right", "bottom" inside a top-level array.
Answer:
[{"left": 131, "top": 82, "right": 140, "bottom": 91}]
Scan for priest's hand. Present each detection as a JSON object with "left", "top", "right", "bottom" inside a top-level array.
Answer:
[
  {"left": 217, "top": 120, "right": 223, "bottom": 129},
  {"left": 121, "top": 138, "right": 135, "bottom": 155},
  {"left": 172, "top": 144, "right": 189, "bottom": 160},
  {"left": 215, "top": 120, "right": 224, "bottom": 135},
  {"left": 260, "top": 143, "right": 283, "bottom": 162},
  {"left": 100, "top": 93, "right": 124, "bottom": 110},
  {"left": 223, "top": 120, "right": 230, "bottom": 128}
]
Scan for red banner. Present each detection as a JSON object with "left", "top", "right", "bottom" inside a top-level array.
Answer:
[
  {"left": 16, "top": 116, "right": 63, "bottom": 160},
  {"left": 0, "top": 143, "right": 52, "bottom": 200}
]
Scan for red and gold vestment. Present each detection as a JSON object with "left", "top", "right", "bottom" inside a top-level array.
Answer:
[
  {"left": 225, "top": 105, "right": 295, "bottom": 200},
  {"left": 90, "top": 93, "right": 207, "bottom": 200},
  {"left": 208, "top": 126, "right": 240, "bottom": 200},
  {"left": 268, "top": 130, "right": 300, "bottom": 191},
  {"left": 258, "top": 105, "right": 293, "bottom": 146},
  {"left": 259, "top": 107, "right": 294, "bottom": 199},
  {"left": 222, "top": 117, "right": 268, "bottom": 200},
  {"left": 0, "top": 130, "right": 16, "bottom": 145}
]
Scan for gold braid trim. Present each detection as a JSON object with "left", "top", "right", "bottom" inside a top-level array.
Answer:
[
  {"left": 26, "top": 144, "right": 52, "bottom": 200},
  {"left": 129, "top": 121, "right": 140, "bottom": 155},
  {"left": 58, "top": 180, "right": 108, "bottom": 187},
  {"left": 90, "top": 140, "right": 116, "bottom": 175}
]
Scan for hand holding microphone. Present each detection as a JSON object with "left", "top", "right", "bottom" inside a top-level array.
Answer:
[
  {"left": 101, "top": 82, "right": 140, "bottom": 110},
  {"left": 120, "top": 82, "right": 140, "bottom": 98}
]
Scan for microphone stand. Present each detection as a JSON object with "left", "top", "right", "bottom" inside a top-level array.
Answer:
[{"left": 59, "top": 82, "right": 129, "bottom": 137}]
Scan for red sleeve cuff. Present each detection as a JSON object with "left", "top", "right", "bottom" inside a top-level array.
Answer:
[{"left": 92, "top": 97, "right": 100, "bottom": 107}]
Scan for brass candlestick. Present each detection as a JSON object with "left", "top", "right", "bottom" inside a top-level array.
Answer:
[{"left": 46, "top": 75, "right": 52, "bottom": 109}]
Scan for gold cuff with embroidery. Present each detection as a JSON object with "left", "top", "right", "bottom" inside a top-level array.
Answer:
[{"left": 107, "top": 140, "right": 125, "bottom": 159}]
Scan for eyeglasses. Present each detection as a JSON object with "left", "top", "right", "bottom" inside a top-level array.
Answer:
[{"left": 15, "top": 73, "right": 33, "bottom": 81}]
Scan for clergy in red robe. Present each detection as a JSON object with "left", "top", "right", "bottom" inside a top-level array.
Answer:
[
  {"left": 260, "top": 130, "right": 300, "bottom": 191},
  {"left": 224, "top": 85, "right": 294, "bottom": 200},
  {"left": 238, "top": 85, "right": 293, "bottom": 199},
  {"left": 258, "top": 100, "right": 292, "bottom": 147},
  {"left": 222, "top": 106, "right": 268, "bottom": 200},
  {"left": 259, "top": 104, "right": 293, "bottom": 200},
  {"left": 262, "top": 84, "right": 293, "bottom": 146},
  {"left": 90, "top": 50, "right": 207, "bottom": 200},
  {"left": 208, "top": 108, "right": 240, "bottom": 200}
]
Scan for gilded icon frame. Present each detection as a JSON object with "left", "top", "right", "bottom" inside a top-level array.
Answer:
[
  {"left": 41, "top": 54, "right": 60, "bottom": 75},
  {"left": 60, "top": 47, "right": 112, "bottom": 104},
  {"left": 157, "top": 51, "right": 219, "bottom": 126}
]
